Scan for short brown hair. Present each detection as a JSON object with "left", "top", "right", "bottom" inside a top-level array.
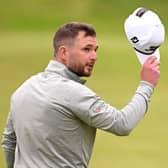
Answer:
[{"left": 53, "top": 22, "right": 96, "bottom": 56}]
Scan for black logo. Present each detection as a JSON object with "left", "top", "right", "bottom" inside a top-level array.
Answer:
[
  {"left": 145, "top": 46, "right": 159, "bottom": 52},
  {"left": 130, "top": 36, "right": 139, "bottom": 43},
  {"left": 136, "top": 8, "right": 148, "bottom": 17},
  {"left": 134, "top": 45, "right": 160, "bottom": 55}
]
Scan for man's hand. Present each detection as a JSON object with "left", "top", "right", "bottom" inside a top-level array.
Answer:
[{"left": 141, "top": 56, "right": 160, "bottom": 86}]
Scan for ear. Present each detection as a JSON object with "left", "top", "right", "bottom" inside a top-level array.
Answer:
[{"left": 57, "top": 46, "right": 69, "bottom": 64}]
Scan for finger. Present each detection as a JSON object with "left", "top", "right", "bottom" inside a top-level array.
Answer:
[
  {"left": 146, "top": 56, "right": 157, "bottom": 63},
  {"left": 152, "top": 65, "right": 160, "bottom": 71},
  {"left": 156, "top": 67, "right": 160, "bottom": 71},
  {"left": 145, "top": 56, "right": 160, "bottom": 67},
  {"left": 151, "top": 60, "right": 160, "bottom": 67}
]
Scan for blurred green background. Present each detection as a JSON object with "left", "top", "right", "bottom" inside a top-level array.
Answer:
[{"left": 0, "top": 0, "right": 168, "bottom": 167}]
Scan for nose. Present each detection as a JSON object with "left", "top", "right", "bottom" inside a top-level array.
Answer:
[{"left": 90, "top": 51, "right": 97, "bottom": 61}]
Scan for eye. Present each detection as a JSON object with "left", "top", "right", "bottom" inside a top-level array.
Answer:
[
  {"left": 95, "top": 47, "right": 98, "bottom": 52},
  {"left": 83, "top": 47, "right": 91, "bottom": 52}
]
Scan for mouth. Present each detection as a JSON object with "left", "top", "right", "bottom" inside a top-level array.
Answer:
[{"left": 87, "top": 63, "right": 94, "bottom": 70}]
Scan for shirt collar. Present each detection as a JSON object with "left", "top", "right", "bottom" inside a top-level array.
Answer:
[{"left": 45, "top": 60, "right": 86, "bottom": 84}]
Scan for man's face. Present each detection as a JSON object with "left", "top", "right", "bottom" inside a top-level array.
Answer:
[{"left": 66, "top": 31, "right": 99, "bottom": 77}]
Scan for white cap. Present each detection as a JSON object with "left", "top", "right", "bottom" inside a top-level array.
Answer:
[{"left": 124, "top": 7, "right": 165, "bottom": 64}]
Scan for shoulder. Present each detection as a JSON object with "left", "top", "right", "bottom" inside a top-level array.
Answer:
[
  {"left": 63, "top": 80, "right": 98, "bottom": 112},
  {"left": 65, "top": 79, "right": 96, "bottom": 98}
]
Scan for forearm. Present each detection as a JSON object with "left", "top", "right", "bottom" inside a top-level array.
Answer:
[
  {"left": 88, "top": 81, "right": 154, "bottom": 135},
  {"left": 116, "top": 80, "right": 154, "bottom": 135},
  {"left": 2, "top": 123, "right": 16, "bottom": 168},
  {"left": 2, "top": 133, "right": 16, "bottom": 168},
  {"left": 3, "top": 148, "right": 15, "bottom": 168}
]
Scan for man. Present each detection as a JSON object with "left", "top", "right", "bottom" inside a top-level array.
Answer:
[{"left": 2, "top": 22, "right": 160, "bottom": 168}]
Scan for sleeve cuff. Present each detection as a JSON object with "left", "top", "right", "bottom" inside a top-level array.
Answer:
[{"left": 136, "top": 80, "right": 154, "bottom": 103}]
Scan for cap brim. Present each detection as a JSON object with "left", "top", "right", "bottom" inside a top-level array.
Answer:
[{"left": 135, "top": 48, "right": 160, "bottom": 64}]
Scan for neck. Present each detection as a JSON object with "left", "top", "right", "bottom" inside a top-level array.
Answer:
[{"left": 53, "top": 56, "right": 66, "bottom": 65}]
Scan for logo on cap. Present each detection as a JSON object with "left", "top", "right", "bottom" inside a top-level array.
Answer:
[
  {"left": 134, "top": 45, "right": 160, "bottom": 55},
  {"left": 136, "top": 8, "right": 148, "bottom": 17},
  {"left": 130, "top": 36, "right": 139, "bottom": 43}
]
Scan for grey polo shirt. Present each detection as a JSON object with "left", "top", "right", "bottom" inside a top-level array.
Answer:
[{"left": 2, "top": 60, "right": 154, "bottom": 168}]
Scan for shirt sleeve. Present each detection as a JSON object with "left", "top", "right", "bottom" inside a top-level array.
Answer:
[
  {"left": 2, "top": 107, "right": 16, "bottom": 168},
  {"left": 67, "top": 80, "right": 154, "bottom": 136}
]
